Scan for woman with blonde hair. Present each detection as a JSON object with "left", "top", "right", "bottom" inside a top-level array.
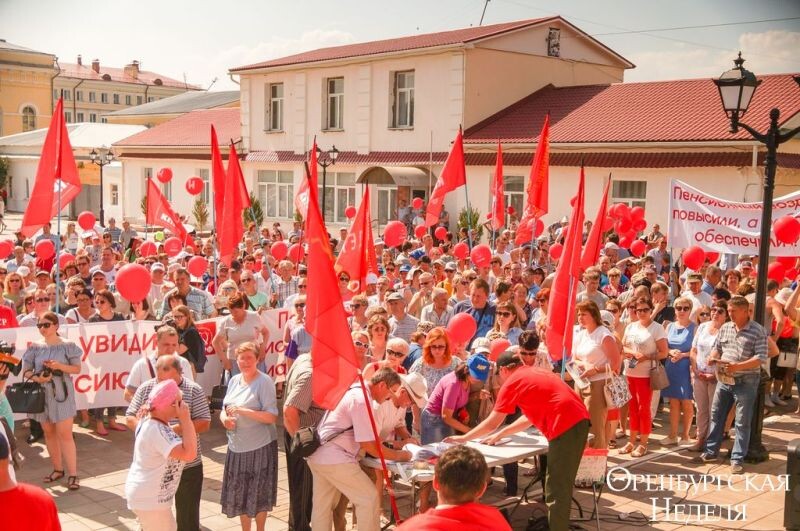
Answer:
[
  {"left": 493, "top": 301, "right": 524, "bottom": 345},
  {"left": 4, "top": 271, "right": 25, "bottom": 314},
  {"left": 448, "top": 273, "right": 470, "bottom": 306},
  {"left": 367, "top": 314, "right": 391, "bottom": 360},
  {"left": 171, "top": 305, "right": 206, "bottom": 376}
]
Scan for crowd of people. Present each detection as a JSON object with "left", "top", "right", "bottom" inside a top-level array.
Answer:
[{"left": 0, "top": 210, "right": 798, "bottom": 531}]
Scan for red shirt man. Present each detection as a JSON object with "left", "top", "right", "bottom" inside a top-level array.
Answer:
[
  {"left": 0, "top": 305, "right": 17, "bottom": 329},
  {"left": 0, "top": 436, "right": 61, "bottom": 530}
]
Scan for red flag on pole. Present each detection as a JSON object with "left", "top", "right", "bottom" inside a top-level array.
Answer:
[
  {"left": 21, "top": 98, "right": 82, "bottom": 237},
  {"left": 295, "top": 139, "right": 318, "bottom": 221},
  {"left": 305, "top": 177, "right": 360, "bottom": 410},
  {"left": 545, "top": 166, "right": 585, "bottom": 361},
  {"left": 425, "top": 127, "right": 466, "bottom": 227},
  {"left": 210, "top": 126, "right": 226, "bottom": 225},
  {"left": 335, "top": 188, "right": 378, "bottom": 292},
  {"left": 515, "top": 114, "right": 550, "bottom": 245},
  {"left": 230, "top": 142, "right": 251, "bottom": 209},
  {"left": 217, "top": 145, "right": 246, "bottom": 266},
  {"left": 581, "top": 175, "right": 611, "bottom": 270},
  {"left": 490, "top": 140, "right": 505, "bottom": 231},
  {"left": 146, "top": 178, "right": 188, "bottom": 242}
]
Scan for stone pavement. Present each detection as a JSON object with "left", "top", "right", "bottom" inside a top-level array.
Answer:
[{"left": 13, "top": 398, "right": 796, "bottom": 531}]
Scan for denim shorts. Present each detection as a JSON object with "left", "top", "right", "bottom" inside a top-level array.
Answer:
[{"left": 421, "top": 409, "right": 453, "bottom": 444}]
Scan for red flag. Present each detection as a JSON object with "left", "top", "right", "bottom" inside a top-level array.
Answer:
[
  {"left": 21, "top": 98, "right": 82, "bottom": 237},
  {"left": 218, "top": 145, "right": 246, "bottom": 266},
  {"left": 295, "top": 139, "right": 318, "bottom": 221},
  {"left": 146, "top": 178, "right": 188, "bottom": 242},
  {"left": 230, "top": 142, "right": 251, "bottom": 209},
  {"left": 545, "top": 166, "right": 585, "bottom": 361},
  {"left": 490, "top": 141, "right": 505, "bottom": 232},
  {"left": 305, "top": 173, "right": 360, "bottom": 409},
  {"left": 515, "top": 115, "right": 550, "bottom": 245},
  {"left": 581, "top": 175, "right": 611, "bottom": 270},
  {"left": 210, "top": 126, "right": 226, "bottom": 225},
  {"left": 426, "top": 127, "right": 466, "bottom": 227},
  {"left": 335, "top": 188, "right": 378, "bottom": 292}
]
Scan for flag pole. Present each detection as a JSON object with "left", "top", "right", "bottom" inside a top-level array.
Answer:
[
  {"left": 55, "top": 177, "right": 62, "bottom": 314},
  {"left": 463, "top": 183, "right": 474, "bottom": 251}
]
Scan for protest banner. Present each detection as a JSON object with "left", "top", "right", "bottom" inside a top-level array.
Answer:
[
  {"left": 4, "top": 308, "right": 289, "bottom": 411},
  {"left": 668, "top": 179, "right": 800, "bottom": 256}
]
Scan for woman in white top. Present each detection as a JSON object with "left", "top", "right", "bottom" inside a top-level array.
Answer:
[
  {"left": 65, "top": 288, "right": 96, "bottom": 324},
  {"left": 65, "top": 222, "right": 80, "bottom": 254},
  {"left": 572, "top": 300, "right": 621, "bottom": 449},
  {"left": 212, "top": 292, "right": 269, "bottom": 377},
  {"left": 620, "top": 296, "right": 668, "bottom": 457},
  {"left": 689, "top": 300, "right": 728, "bottom": 452}
]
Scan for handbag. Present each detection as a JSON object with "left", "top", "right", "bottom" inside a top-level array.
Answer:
[
  {"left": 777, "top": 350, "right": 798, "bottom": 369},
  {"left": 291, "top": 410, "right": 351, "bottom": 458},
  {"left": 210, "top": 370, "right": 229, "bottom": 411},
  {"left": 649, "top": 357, "right": 669, "bottom": 390},
  {"left": 6, "top": 374, "right": 45, "bottom": 414},
  {"left": 603, "top": 366, "right": 631, "bottom": 409}
]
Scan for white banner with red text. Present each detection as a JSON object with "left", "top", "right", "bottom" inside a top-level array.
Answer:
[
  {"left": 668, "top": 179, "right": 800, "bottom": 255},
  {"left": 4, "top": 309, "right": 291, "bottom": 411}
]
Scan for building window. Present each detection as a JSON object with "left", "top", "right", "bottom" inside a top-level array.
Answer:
[
  {"left": 125, "top": 95, "right": 132, "bottom": 105},
  {"left": 110, "top": 184, "right": 119, "bottom": 206},
  {"left": 611, "top": 180, "right": 647, "bottom": 209},
  {"left": 113, "top": 93, "right": 120, "bottom": 104},
  {"left": 101, "top": 93, "right": 108, "bottom": 104},
  {"left": 196, "top": 169, "right": 211, "bottom": 203},
  {"left": 325, "top": 77, "right": 344, "bottom": 130},
  {"left": 64, "top": 111, "right": 72, "bottom": 123},
  {"left": 76, "top": 91, "right": 83, "bottom": 102},
  {"left": 391, "top": 70, "right": 414, "bottom": 128},
  {"left": 547, "top": 28, "right": 561, "bottom": 57},
  {"left": 137, "top": 95, "right": 143, "bottom": 105},
  {"left": 264, "top": 83, "right": 284, "bottom": 131},
  {"left": 162, "top": 180, "right": 172, "bottom": 201},
  {"left": 63, "top": 91, "right": 71, "bottom": 101},
  {"left": 318, "top": 172, "right": 355, "bottom": 223},
  {"left": 53, "top": 89, "right": 58, "bottom": 100},
  {"left": 101, "top": 117, "right": 108, "bottom": 123},
  {"left": 504, "top": 175, "right": 525, "bottom": 226},
  {"left": 21, "top": 106, "right": 36, "bottom": 132},
  {"left": 76, "top": 112, "right": 84, "bottom": 122},
  {"left": 257, "top": 170, "right": 294, "bottom": 219},
  {"left": 89, "top": 113, "right": 97, "bottom": 123},
  {"left": 89, "top": 92, "right": 96, "bottom": 103}
]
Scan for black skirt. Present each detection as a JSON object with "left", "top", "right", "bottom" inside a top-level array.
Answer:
[{"left": 220, "top": 440, "right": 278, "bottom": 518}]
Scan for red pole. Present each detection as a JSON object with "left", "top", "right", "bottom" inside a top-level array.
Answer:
[{"left": 357, "top": 373, "right": 401, "bottom": 523}]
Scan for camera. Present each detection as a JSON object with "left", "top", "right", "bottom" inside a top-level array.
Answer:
[
  {"left": 0, "top": 341, "right": 20, "bottom": 377},
  {"left": 39, "top": 367, "right": 64, "bottom": 378},
  {"left": 0, "top": 340, "right": 15, "bottom": 356}
]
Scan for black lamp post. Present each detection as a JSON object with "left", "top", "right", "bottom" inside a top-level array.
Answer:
[
  {"left": 316, "top": 145, "right": 339, "bottom": 220},
  {"left": 89, "top": 146, "right": 114, "bottom": 226},
  {"left": 713, "top": 54, "right": 800, "bottom": 463}
]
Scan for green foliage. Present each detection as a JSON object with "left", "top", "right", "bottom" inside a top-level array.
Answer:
[
  {"left": 0, "top": 157, "right": 9, "bottom": 189},
  {"left": 457, "top": 205, "right": 483, "bottom": 242},
  {"left": 242, "top": 193, "right": 264, "bottom": 227},
  {"left": 193, "top": 198, "right": 209, "bottom": 232},
  {"left": 140, "top": 195, "right": 147, "bottom": 217}
]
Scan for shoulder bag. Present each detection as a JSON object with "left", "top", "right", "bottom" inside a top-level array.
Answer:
[
  {"left": 649, "top": 355, "right": 669, "bottom": 390},
  {"left": 6, "top": 373, "right": 46, "bottom": 414},
  {"left": 603, "top": 365, "right": 631, "bottom": 409},
  {"left": 210, "top": 370, "right": 229, "bottom": 411}
]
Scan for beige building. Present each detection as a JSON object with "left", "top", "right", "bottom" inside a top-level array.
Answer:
[
  {"left": 104, "top": 90, "right": 239, "bottom": 128},
  {"left": 53, "top": 56, "right": 200, "bottom": 125},
  {"left": 0, "top": 39, "right": 57, "bottom": 136}
]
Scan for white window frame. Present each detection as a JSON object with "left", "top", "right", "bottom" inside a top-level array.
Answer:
[
  {"left": 257, "top": 170, "right": 294, "bottom": 219},
  {"left": 264, "top": 83, "right": 284, "bottom": 131},
  {"left": 63, "top": 91, "right": 71, "bottom": 101},
  {"left": 125, "top": 95, "right": 132, "bottom": 105},
  {"left": 101, "top": 93, "right": 108, "bottom": 104},
  {"left": 110, "top": 184, "right": 119, "bottom": 206},
  {"left": 76, "top": 112, "right": 84, "bottom": 122},
  {"left": 504, "top": 175, "right": 525, "bottom": 226},
  {"left": 136, "top": 95, "right": 143, "bottom": 105},
  {"left": 21, "top": 106, "right": 36, "bottom": 131},
  {"left": 64, "top": 111, "right": 72, "bottom": 123},
  {"left": 113, "top": 93, "right": 120, "bottom": 104},
  {"left": 318, "top": 172, "right": 356, "bottom": 223},
  {"left": 162, "top": 180, "right": 172, "bottom": 201},
  {"left": 611, "top": 180, "right": 647, "bottom": 209},
  {"left": 391, "top": 70, "right": 414, "bottom": 128},
  {"left": 197, "top": 169, "right": 211, "bottom": 204},
  {"left": 89, "top": 113, "right": 97, "bottom": 123},
  {"left": 76, "top": 90, "right": 83, "bottom": 102},
  {"left": 325, "top": 77, "right": 344, "bottom": 130},
  {"left": 88, "top": 92, "right": 96, "bottom": 103}
]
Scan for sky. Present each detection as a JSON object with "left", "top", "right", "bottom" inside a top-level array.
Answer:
[{"left": 1, "top": 0, "right": 798, "bottom": 90}]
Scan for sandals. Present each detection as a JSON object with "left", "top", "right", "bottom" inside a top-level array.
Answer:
[
  {"left": 108, "top": 423, "right": 127, "bottom": 432},
  {"left": 44, "top": 469, "right": 65, "bottom": 483},
  {"left": 608, "top": 439, "right": 618, "bottom": 449},
  {"left": 67, "top": 476, "right": 80, "bottom": 490},
  {"left": 632, "top": 445, "right": 648, "bottom": 458},
  {"left": 618, "top": 442, "right": 635, "bottom": 455}
]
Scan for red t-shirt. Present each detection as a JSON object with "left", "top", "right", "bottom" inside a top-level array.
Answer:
[
  {"left": 0, "top": 483, "right": 61, "bottom": 530},
  {"left": 396, "top": 501, "right": 511, "bottom": 531},
  {"left": 494, "top": 366, "right": 589, "bottom": 440},
  {"left": 0, "top": 305, "right": 18, "bottom": 328}
]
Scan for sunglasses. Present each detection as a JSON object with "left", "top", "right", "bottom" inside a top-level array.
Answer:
[
  {"left": 699, "top": 312, "right": 711, "bottom": 317},
  {"left": 339, "top": 277, "right": 350, "bottom": 282},
  {"left": 35, "top": 297, "right": 50, "bottom": 303},
  {"left": 710, "top": 308, "right": 726, "bottom": 314},
  {"left": 497, "top": 311, "right": 513, "bottom": 317},
  {"left": 386, "top": 348, "right": 406, "bottom": 358},
  {"left": 519, "top": 349, "right": 537, "bottom": 356},
  {"left": 298, "top": 284, "right": 307, "bottom": 288},
  {"left": 535, "top": 298, "right": 547, "bottom": 302},
  {"left": 36, "top": 322, "right": 53, "bottom": 329},
  {"left": 95, "top": 300, "right": 109, "bottom": 305},
  {"left": 294, "top": 303, "right": 305, "bottom": 309},
  {"left": 429, "top": 344, "right": 447, "bottom": 351},
  {"left": 635, "top": 308, "right": 651, "bottom": 313},
  {"left": 675, "top": 306, "right": 691, "bottom": 312},
  {"left": 9, "top": 279, "right": 21, "bottom": 283},
  {"left": 354, "top": 341, "right": 368, "bottom": 348},
  {"left": 350, "top": 303, "right": 361, "bottom": 309}
]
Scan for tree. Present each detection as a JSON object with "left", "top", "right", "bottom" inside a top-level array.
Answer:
[
  {"left": 140, "top": 195, "right": 147, "bottom": 218},
  {"left": 0, "top": 157, "right": 10, "bottom": 190},
  {"left": 242, "top": 193, "right": 264, "bottom": 227},
  {"left": 193, "top": 198, "right": 209, "bottom": 232},
  {"left": 458, "top": 205, "right": 483, "bottom": 243}
]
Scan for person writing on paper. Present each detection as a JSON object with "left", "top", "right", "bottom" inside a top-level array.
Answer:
[
  {"left": 446, "top": 352, "right": 589, "bottom": 531},
  {"left": 395, "top": 445, "right": 511, "bottom": 531}
]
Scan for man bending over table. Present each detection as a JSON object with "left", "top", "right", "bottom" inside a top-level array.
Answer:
[{"left": 447, "top": 351, "right": 589, "bottom": 531}]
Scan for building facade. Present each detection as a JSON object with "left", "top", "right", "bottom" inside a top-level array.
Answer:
[{"left": 0, "top": 39, "right": 57, "bottom": 136}]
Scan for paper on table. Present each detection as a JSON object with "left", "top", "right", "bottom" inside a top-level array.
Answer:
[{"left": 403, "top": 442, "right": 455, "bottom": 461}]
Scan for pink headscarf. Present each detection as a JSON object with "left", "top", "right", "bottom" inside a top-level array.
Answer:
[{"left": 146, "top": 379, "right": 180, "bottom": 412}]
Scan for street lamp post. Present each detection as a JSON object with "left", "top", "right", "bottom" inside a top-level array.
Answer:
[
  {"left": 316, "top": 145, "right": 339, "bottom": 220},
  {"left": 89, "top": 146, "right": 114, "bottom": 226},
  {"left": 713, "top": 54, "right": 800, "bottom": 463}
]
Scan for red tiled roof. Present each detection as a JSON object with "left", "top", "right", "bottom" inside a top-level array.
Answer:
[
  {"left": 232, "top": 17, "right": 564, "bottom": 72},
  {"left": 114, "top": 108, "right": 240, "bottom": 147},
  {"left": 464, "top": 73, "right": 800, "bottom": 144},
  {"left": 59, "top": 62, "right": 200, "bottom": 89},
  {"left": 246, "top": 151, "right": 449, "bottom": 165}
]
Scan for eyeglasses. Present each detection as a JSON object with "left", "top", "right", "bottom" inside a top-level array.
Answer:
[
  {"left": 36, "top": 322, "right": 53, "bottom": 329},
  {"left": 386, "top": 268, "right": 395, "bottom": 273},
  {"left": 710, "top": 308, "right": 726, "bottom": 314},
  {"left": 95, "top": 300, "right": 108, "bottom": 305},
  {"left": 497, "top": 311, "right": 513, "bottom": 317},
  {"left": 242, "top": 278, "right": 254, "bottom": 283},
  {"left": 608, "top": 308, "right": 620, "bottom": 314},
  {"left": 294, "top": 303, "right": 305, "bottom": 309},
  {"left": 699, "top": 312, "right": 711, "bottom": 317},
  {"left": 386, "top": 349, "right": 406, "bottom": 358},
  {"left": 420, "top": 281, "right": 431, "bottom": 286},
  {"left": 608, "top": 274, "right": 620, "bottom": 278},
  {"left": 339, "top": 277, "right": 350, "bottom": 282},
  {"left": 298, "top": 284, "right": 307, "bottom": 288},
  {"left": 429, "top": 344, "right": 447, "bottom": 350},
  {"left": 635, "top": 308, "right": 651, "bottom": 313},
  {"left": 8, "top": 279, "right": 21, "bottom": 283},
  {"left": 535, "top": 298, "right": 547, "bottom": 302},
  {"left": 350, "top": 303, "right": 361, "bottom": 309},
  {"left": 77, "top": 298, "right": 90, "bottom": 303},
  {"left": 35, "top": 297, "right": 50, "bottom": 303},
  {"left": 519, "top": 349, "right": 537, "bottom": 357},
  {"left": 354, "top": 341, "right": 368, "bottom": 348},
  {"left": 674, "top": 306, "right": 691, "bottom": 312}
]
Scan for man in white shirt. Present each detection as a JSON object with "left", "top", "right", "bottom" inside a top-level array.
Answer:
[
  {"left": 307, "top": 368, "right": 412, "bottom": 531},
  {"left": 682, "top": 273, "right": 713, "bottom": 321},
  {"left": 420, "top": 288, "right": 454, "bottom": 327},
  {"left": 124, "top": 326, "right": 193, "bottom": 402}
]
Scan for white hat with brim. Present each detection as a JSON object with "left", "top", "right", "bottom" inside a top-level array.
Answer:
[{"left": 399, "top": 373, "right": 428, "bottom": 409}]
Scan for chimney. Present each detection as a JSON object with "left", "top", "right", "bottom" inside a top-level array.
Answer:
[
  {"left": 124, "top": 60, "right": 140, "bottom": 80},
  {"left": 91, "top": 59, "right": 100, "bottom": 73},
  {"left": 77, "top": 54, "right": 82, "bottom": 66}
]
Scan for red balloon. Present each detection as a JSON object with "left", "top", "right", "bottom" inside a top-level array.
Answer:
[
  {"left": 768, "top": 262, "right": 786, "bottom": 283},
  {"left": 470, "top": 244, "right": 492, "bottom": 268},
  {"left": 288, "top": 243, "right": 304, "bottom": 262},
  {"left": 187, "top": 255, "right": 207, "bottom": 277},
  {"left": 35, "top": 239, "right": 55, "bottom": 260},
  {"left": 775, "top": 256, "right": 798, "bottom": 269},
  {"left": 271, "top": 241, "right": 288, "bottom": 261},
  {"left": 533, "top": 218, "right": 545, "bottom": 237},
  {"left": 412, "top": 197, "right": 424, "bottom": 210},
  {"left": 164, "top": 237, "right": 182, "bottom": 257},
  {"left": 549, "top": 243, "right": 563, "bottom": 260},
  {"left": 630, "top": 206, "right": 646, "bottom": 222},
  {"left": 705, "top": 252, "right": 720, "bottom": 264},
  {"left": 774, "top": 215, "right": 800, "bottom": 244},
  {"left": 414, "top": 225, "right": 427, "bottom": 238},
  {"left": 0, "top": 240, "right": 12, "bottom": 259},
  {"left": 785, "top": 267, "right": 798, "bottom": 280},
  {"left": 614, "top": 217, "right": 632, "bottom": 234},
  {"left": 507, "top": 206, "right": 516, "bottom": 216},
  {"left": 602, "top": 216, "right": 614, "bottom": 232},
  {"left": 489, "top": 338, "right": 511, "bottom": 362},
  {"left": 682, "top": 246, "right": 706, "bottom": 270},
  {"left": 630, "top": 239, "right": 646, "bottom": 257},
  {"left": 434, "top": 227, "right": 448, "bottom": 240},
  {"left": 185, "top": 176, "right": 204, "bottom": 196},
  {"left": 632, "top": 218, "right": 648, "bottom": 232},
  {"left": 619, "top": 235, "right": 633, "bottom": 248},
  {"left": 453, "top": 242, "right": 469, "bottom": 260},
  {"left": 139, "top": 241, "right": 157, "bottom": 257},
  {"left": 610, "top": 203, "right": 630, "bottom": 219},
  {"left": 383, "top": 221, "right": 407, "bottom": 248},
  {"left": 116, "top": 264, "right": 152, "bottom": 302},
  {"left": 344, "top": 205, "right": 357, "bottom": 219},
  {"left": 447, "top": 313, "right": 477, "bottom": 344},
  {"left": 157, "top": 167, "right": 173, "bottom": 183},
  {"left": 58, "top": 253, "right": 76, "bottom": 270},
  {"left": 77, "top": 211, "right": 96, "bottom": 231},
  {"left": 486, "top": 212, "right": 493, "bottom": 220}
]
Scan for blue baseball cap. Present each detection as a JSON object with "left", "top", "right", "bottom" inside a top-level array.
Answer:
[
  {"left": 399, "top": 264, "right": 411, "bottom": 273},
  {"left": 409, "top": 249, "right": 426, "bottom": 261},
  {"left": 466, "top": 353, "right": 491, "bottom": 381}
]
